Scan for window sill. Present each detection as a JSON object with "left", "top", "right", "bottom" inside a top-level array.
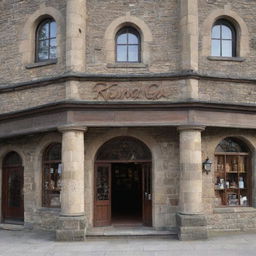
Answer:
[
  {"left": 107, "top": 63, "right": 148, "bottom": 68},
  {"left": 213, "top": 207, "right": 255, "bottom": 214},
  {"left": 207, "top": 56, "right": 245, "bottom": 62},
  {"left": 37, "top": 207, "right": 61, "bottom": 213},
  {"left": 25, "top": 59, "right": 57, "bottom": 69}
]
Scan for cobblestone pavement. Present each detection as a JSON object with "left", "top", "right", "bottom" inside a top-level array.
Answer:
[{"left": 0, "top": 230, "right": 256, "bottom": 256}]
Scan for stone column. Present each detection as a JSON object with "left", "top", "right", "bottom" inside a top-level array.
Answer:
[
  {"left": 177, "top": 126, "right": 208, "bottom": 240},
  {"left": 56, "top": 126, "right": 87, "bottom": 241}
]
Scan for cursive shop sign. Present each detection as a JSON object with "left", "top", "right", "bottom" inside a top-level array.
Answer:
[{"left": 93, "top": 83, "right": 171, "bottom": 101}]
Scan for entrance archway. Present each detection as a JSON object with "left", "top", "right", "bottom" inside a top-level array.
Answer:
[
  {"left": 94, "top": 136, "right": 152, "bottom": 227},
  {"left": 2, "top": 151, "right": 24, "bottom": 223}
]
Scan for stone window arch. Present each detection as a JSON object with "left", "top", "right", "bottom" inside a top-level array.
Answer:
[
  {"left": 35, "top": 18, "right": 57, "bottom": 62},
  {"left": 19, "top": 7, "right": 64, "bottom": 66},
  {"left": 202, "top": 9, "right": 249, "bottom": 58},
  {"left": 104, "top": 14, "right": 153, "bottom": 66}
]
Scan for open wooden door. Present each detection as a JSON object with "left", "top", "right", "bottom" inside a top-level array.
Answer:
[
  {"left": 2, "top": 166, "right": 24, "bottom": 222},
  {"left": 94, "top": 164, "right": 111, "bottom": 227},
  {"left": 142, "top": 163, "right": 152, "bottom": 226}
]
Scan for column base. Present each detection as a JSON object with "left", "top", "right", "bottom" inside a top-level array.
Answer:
[
  {"left": 176, "top": 213, "right": 208, "bottom": 241},
  {"left": 56, "top": 215, "right": 86, "bottom": 241}
]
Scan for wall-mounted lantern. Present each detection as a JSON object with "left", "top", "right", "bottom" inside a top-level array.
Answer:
[{"left": 202, "top": 157, "right": 212, "bottom": 174}]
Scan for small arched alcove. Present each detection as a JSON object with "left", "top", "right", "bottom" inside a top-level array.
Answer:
[
  {"left": 214, "top": 137, "right": 251, "bottom": 207},
  {"left": 94, "top": 136, "right": 152, "bottom": 227},
  {"left": 2, "top": 151, "right": 24, "bottom": 223}
]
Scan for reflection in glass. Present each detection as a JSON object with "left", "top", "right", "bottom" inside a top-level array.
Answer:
[{"left": 97, "top": 167, "right": 109, "bottom": 201}]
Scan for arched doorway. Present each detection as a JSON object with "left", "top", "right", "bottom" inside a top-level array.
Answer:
[
  {"left": 2, "top": 151, "right": 24, "bottom": 223},
  {"left": 94, "top": 136, "right": 152, "bottom": 227}
]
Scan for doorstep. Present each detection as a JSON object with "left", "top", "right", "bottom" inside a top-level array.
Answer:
[
  {"left": 0, "top": 223, "right": 24, "bottom": 231},
  {"left": 86, "top": 226, "right": 177, "bottom": 238}
]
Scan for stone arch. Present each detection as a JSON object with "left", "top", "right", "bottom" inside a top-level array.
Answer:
[
  {"left": 19, "top": 6, "right": 65, "bottom": 64},
  {"left": 84, "top": 128, "right": 161, "bottom": 228},
  {"left": 33, "top": 133, "right": 62, "bottom": 208},
  {"left": 104, "top": 14, "right": 153, "bottom": 64},
  {"left": 201, "top": 9, "right": 249, "bottom": 57}
]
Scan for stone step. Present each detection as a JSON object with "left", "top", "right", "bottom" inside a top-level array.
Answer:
[
  {"left": 86, "top": 227, "right": 177, "bottom": 238},
  {"left": 0, "top": 223, "right": 24, "bottom": 231}
]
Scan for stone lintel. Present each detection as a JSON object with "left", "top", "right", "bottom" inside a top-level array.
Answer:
[
  {"left": 177, "top": 125, "right": 205, "bottom": 132},
  {"left": 58, "top": 125, "right": 88, "bottom": 133}
]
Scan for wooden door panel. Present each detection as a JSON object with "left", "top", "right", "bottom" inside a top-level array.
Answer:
[
  {"left": 94, "top": 164, "right": 111, "bottom": 227},
  {"left": 142, "top": 163, "right": 152, "bottom": 226},
  {"left": 2, "top": 167, "right": 24, "bottom": 221}
]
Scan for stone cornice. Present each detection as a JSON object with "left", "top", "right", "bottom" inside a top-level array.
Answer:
[
  {"left": 1, "top": 70, "right": 256, "bottom": 93},
  {"left": 1, "top": 100, "right": 256, "bottom": 122}
]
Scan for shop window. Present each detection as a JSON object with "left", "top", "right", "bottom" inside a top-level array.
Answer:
[
  {"left": 214, "top": 137, "right": 251, "bottom": 207},
  {"left": 116, "top": 26, "right": 141, "bottom": 62},
  {"left": 36, "top": 18, "right": 57, "bottom": 62},
  {"left": 211, "top": 19, "right": 236, "bottom": 57},
  {"left": 42, "top": 143, "right": 61, "bottom": 208}
]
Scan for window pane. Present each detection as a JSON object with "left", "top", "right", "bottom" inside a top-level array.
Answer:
[
  {"left": 117, "top": 33, "right": 127, "bottom": 44},
  {"left": 128, "top": 45, "right": 139, "bottom": 62},
  {"left": 50, "top": 39, "right": 57, "bottom": 59},
  {"left": 128, "top": 33, "right": 138, "bottom": 44},
  {"left": 211, "top": 39, "right": 220, "bottom": 56},
  {"left": 39, "top": 23, "right": 49, "bottom": 40},
  {"left": 117, "top": 45, "right": 127, "bottom": 61},
  {"left": 50, "top": 21, "right": 57, "bottom": 38},
  {"left": 212, "top": 25, "right": 220, "bottom": 39},
  {"left": 222, "top": 25, "right": 232, "bottom": 40},
  {"left": 222, "top": 40, "right": 232, "bottom": 57},
  {"left": 38, "top": 40, "right": 49, "bottom": 60}
]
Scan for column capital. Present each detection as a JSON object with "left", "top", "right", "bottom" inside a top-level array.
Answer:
[
  {"left": 58, "top": 125, "right": 88, "bottom": 133},
  {"left": 177, "top": 125, "right": 205, "bottom": 132}
]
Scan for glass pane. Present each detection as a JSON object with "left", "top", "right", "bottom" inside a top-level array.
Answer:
[
  {"left": 50, "top": 21, "right": 57, "bottom": 38},
  {"left": 212, "top": 25, "right": 220, "bottom": 39},
  {"left": 222, "top": 25, "right": 232, "bottom": 40},
  {"left": 50, "top": 39, "right": 57, "bottom": 59},
  {"left": 38, "top": 40, "right": 49, "bottom": 60},
  {"left": 117, "top": 33, "right": 127, "bottom": 44},
  {"left": 128, "top": 33, "right": 138, "bottom": 44},
  {"left": 8, "top": 172, "right": 22, "bottom": 208},
  {"left": 96, "top": 166, "right": 109, "bottom": 200},
  {"left": 45, "top": 143, "right": 61, "bottom": 161},
  {"left": 117, "top": 45, "right": 127, "bottom": 61},
  {"left": 222, "top": 40, "right": 232, "bottom": 57},
  {"left": 128, "top": 45, "right": 139, "bottom": 62},
  {"left": 211, "top": 39, "right": 220, "bottom": 56},
  {"left": 38, "top": 22, "right": 49, "bottom": 40}
]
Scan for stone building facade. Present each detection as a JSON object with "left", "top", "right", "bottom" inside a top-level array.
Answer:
[{"left": 1, "top": 0, "right": 256, "bottom": 241}]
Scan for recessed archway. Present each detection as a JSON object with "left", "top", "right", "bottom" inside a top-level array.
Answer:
[{"left": 94, "top": 136, "right": 152, "bottom": 227}]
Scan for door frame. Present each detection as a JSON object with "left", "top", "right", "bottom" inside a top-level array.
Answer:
[{"left": 94, "top": 160, "right": 152, "bottom": 227}]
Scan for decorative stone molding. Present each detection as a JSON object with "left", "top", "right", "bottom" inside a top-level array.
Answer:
[
  {"left": 104, "top": 13, "right": 153, "bottom": 65},
  {"left": 201, "top": 9, "right": 249, "bottom": 57},
  {"left": 19, "top": 6, "right": 65, "bottom": 65},
  {"left": 58, "top": 125, "right": 88, "bottom": 133}
]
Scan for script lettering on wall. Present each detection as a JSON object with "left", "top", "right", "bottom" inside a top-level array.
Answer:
[{"left": 93, "top": 83, "right": 171, "bottom": 101}]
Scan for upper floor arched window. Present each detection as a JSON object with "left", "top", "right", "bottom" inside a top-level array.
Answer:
[
  {"left": 36, "top": 18, "right": 57, "bottom": 62},
  {"left": 116, "top": 26, "right": 141, "bottom": 62},
  {"left": 211, "top": 19, "right": 236, "bottom": 57}
]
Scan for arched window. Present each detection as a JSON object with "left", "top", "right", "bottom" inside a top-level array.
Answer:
[
  {"left": 116, "top": 26, "right": 141, "bottom": 62},
  {"left": 214, "top": 137, "right": 251, "bottom": 207},
  {"left": 36, "top": 18, "right": 57, "bottom": 62},
  {"left": 42, "top": 143, "right": 61, "bottom": 208},
  {"left": 211, "top": 19, "right": 236, "bottom": 57}
]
